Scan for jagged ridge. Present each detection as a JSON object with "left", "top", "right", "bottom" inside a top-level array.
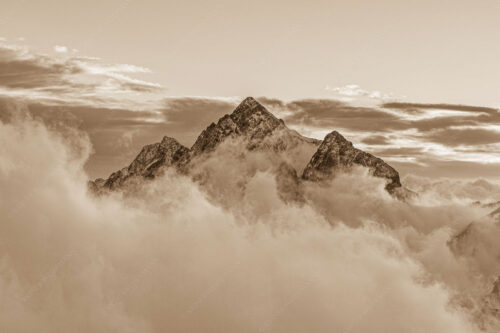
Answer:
[
  {"left": 90, "top": 97, "right": 405, "bottom": 197},
  {"left": 92, "top": 136, "right": 189, "bottom": 190}
]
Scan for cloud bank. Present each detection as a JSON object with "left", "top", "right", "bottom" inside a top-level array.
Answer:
[{"left": 1, "top": 101, "right": 500, "bottom": 332}]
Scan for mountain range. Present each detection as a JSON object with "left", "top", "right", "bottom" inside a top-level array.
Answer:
[{"left": 89, "top": 97, "right": 407, "bottom": 198}]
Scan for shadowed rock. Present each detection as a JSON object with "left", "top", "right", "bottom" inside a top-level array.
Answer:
[
  {"left": 91, "top": 136, "right": 189, "bottom": 191},
  {"left": 191, "top": 97, "right": 319, "bottom": 156},
  {"left": 302, "top": 130, "right": 402, "bottom": 193}
]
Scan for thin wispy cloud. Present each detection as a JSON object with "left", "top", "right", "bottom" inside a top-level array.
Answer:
[
  {"left": 0, "top": 42, "right": 165, "bottom": 109},
  {"left": 325, "top": 84, "right": 397, "bottom": 102}
]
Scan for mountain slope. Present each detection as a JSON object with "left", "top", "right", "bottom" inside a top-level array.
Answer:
[
  {"left": 302, "top": 130, "right": 402, "bottom": 193},
  {"left": 90, "top": 136, "right": 189, "bottom": 191}
]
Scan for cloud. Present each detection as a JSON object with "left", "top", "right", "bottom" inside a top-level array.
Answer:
[
  {"left": 425, "top": 128, "right": 500, "bottom": 147},
  {"left": 326, "top": 84, "right": 395, "bottom": 100},
  {"left": 382, "top": 102, "right": 498, "bottom": 113},
  {"left": 361, "top": 135, "right": 390, "bottom": 145},
  {"left": 54, "top": 45, "right": 68, "bottom": 53},
  {"left": 0, "top": 110, "right": 491, "bottom": 332},
  {"left": 0, "top": 43, "right": 165, "bottom": 109},
  {"left": 0, "top": 44, "right": 81, "bottom": 89},
  {"left": 262, "top": 98, "right": 406, "bottom": 133}
]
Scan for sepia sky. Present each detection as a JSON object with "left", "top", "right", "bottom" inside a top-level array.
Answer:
[
  {"left": 1, "top": 0, "right": 500, "bottom": 179},
  {"left": 2, "top": 0, "right": 500, "bottom": 106}
]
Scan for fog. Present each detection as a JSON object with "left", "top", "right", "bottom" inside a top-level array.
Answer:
[{"left": 1, "top": 105, "right": 498, "bottom": 332}]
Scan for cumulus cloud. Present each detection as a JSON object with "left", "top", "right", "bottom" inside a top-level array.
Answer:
[{"left": 0, "top": 105, "right": 494, "bottom": 332}]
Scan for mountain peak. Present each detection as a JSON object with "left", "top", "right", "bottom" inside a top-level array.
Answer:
[
  {"left": 239, "top": 96, "right": 259, "bottom": 107},
  {"left": 302, "top": 130, "right": 401, "bottom": 193},
  {"left": 230, "top": 97, "right": 281, "bottom": 131},
  {"left": 190, "top": 97, "right": 284, "bottom": 155},
  {"left": 161, "top": 136, "right": 181, "bottom": 146},
  {"left": 324, "top": 131, "right": 351, "bottom": 145},
  {"left": 96, "top": 136, "right": 189, "bottom": 190}
]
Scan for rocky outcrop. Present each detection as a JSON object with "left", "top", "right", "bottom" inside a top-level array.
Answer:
[
  {"left": 90, "top": 136, "right": 189, "bottom": 191},
  {"left": 191, "top": 97, "right": 319, "bottom": 156},
  {"left": 302, "top": 131, "right": 402, "bottom": 193}
]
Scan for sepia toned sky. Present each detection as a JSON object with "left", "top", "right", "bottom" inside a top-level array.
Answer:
[
  {"left": 1, "top": 0, "right": 500, "bottom": 180},
  {"left": 2, "top": 0, "right": 500, "bottom": 106}
]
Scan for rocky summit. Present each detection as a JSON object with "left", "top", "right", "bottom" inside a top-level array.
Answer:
[
  {"left": 90, "top": 97, "right": 406, "bottom": 197},
  {"left": 191, "top": 97, "right": 319, "bottom": 156},
  {"left": 302, "top": 131, "right": 402, "bottom": 193}
]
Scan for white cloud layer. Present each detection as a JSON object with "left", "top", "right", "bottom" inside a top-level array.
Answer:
[{"left": 0, "top": 103, "right": 499, "bottom": 332}]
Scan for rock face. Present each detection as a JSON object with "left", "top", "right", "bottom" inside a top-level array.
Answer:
[
  {"left": 302, "top": 131, "right": 402, "bottom": 193},
  {"left": 191, "top": 97, "right": 319, "bottom": 156},
  {"left": 90, "top": 97, "right": 405, "bottom": 197},
  {"left": 92, "top": 136, "right": 189, "bottom": 190}
]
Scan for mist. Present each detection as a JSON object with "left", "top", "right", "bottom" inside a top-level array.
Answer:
[{"left": 1, "top": 105, "right": 498, "bottom": 332}]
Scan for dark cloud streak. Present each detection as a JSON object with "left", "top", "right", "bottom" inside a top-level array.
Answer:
[
  {"left": 382, "top": 102, "right": 498, "bottom": 113},
  {"left": 425, "top": 128, "right": 500, "bottom": 147}
]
